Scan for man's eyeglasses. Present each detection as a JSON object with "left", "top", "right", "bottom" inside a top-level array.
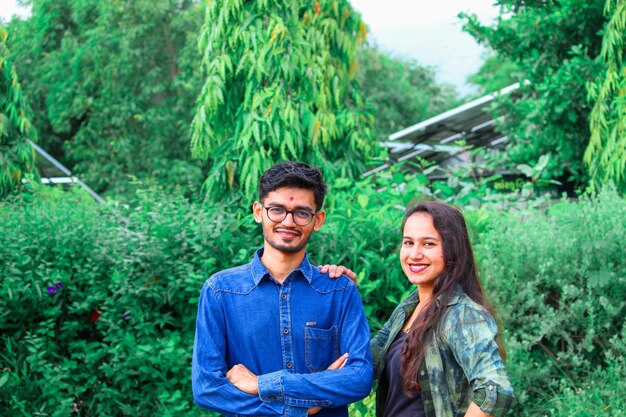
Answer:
[{"left": 261, "top": 205, "right": 318, "bottom": 226}]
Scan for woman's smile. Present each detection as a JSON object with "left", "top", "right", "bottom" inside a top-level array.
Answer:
[{"left": 400, "top": 212, "right": 445, "bottom": 292}]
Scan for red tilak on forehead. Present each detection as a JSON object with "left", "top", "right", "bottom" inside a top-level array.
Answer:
[{"left": 289, "top": 197, "right": 294, "bottom": 201}]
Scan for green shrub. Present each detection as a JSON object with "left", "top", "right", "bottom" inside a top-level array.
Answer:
[
  {"left": 0, "top": 186, "right": 247, "bottom": 416},
  {"left": 473, "top": 187, "right": 626, "bottom": 416},
  {"left": 544, "top": 348, "right": 625, "bottom": 416}
]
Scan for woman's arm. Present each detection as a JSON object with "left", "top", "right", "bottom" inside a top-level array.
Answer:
[{"left": 445, "top": 304, "right": 514, "bottom": 417}]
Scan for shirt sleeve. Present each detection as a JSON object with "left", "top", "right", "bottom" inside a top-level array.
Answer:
[
  {"left": 192, "top": 282, "right": 308, "bottom": 417},
  {"left": 257, "top": 283, "right": 374, "bottom": 408},
  {"left": 443, "top": 304, "right": 514, "bottom": 417}
]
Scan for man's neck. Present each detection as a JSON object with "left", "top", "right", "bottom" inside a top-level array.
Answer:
[{"left": 260, "top": 244, "right": 306, "bottom": 283}]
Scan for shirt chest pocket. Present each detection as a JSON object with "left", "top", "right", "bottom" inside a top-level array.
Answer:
[{"left": 304, "top": 325, "right": 339, "bottom": 372}]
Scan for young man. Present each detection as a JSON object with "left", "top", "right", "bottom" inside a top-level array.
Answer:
[{"left": 192, "top": 161, "right": 373, "bottom": 417}]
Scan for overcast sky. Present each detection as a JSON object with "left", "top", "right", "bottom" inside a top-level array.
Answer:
[
  {"left": 350, "top": 0, "right": 499, "bottom": 95},
  {"left": 1, "top": 0, "right": 499, "bottom": 95},
  {"left": 0, "top": 0, "right": 28, "bottom": 20}
]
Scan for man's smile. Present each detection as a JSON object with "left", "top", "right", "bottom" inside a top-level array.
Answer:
[{"left": 274, "top": 227, "right": 301, "bottom": 239}]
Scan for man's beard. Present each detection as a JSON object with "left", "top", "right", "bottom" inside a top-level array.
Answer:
[{"left": 264, "top": 225, "right": 312, "bottom": 254}]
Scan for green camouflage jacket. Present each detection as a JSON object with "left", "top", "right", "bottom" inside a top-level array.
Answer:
[{"left": 371, "top": 285, "right": 513, "bottom": 417}]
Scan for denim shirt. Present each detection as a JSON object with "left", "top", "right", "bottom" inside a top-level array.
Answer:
[
  {"left": 371, "top": 286, "right": 513, "bottom": 417},
  {"left": 192, "top": 249, "right": 373, "bottom": 417}
]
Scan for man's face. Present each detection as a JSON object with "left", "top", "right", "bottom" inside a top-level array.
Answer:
[{"left": 253, "top": 187, "right": 325, "bottom": 255}]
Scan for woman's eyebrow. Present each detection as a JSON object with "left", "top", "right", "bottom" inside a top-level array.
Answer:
[{"left": 403, "top": 236, "right": 440, "bottom": 241}]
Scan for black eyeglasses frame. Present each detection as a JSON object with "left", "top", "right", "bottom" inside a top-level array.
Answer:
[{"left": 260, "top": 204, "right": 318, "bottom": 226}]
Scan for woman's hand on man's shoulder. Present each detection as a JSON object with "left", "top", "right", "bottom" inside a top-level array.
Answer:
[{"left": 319, "top": 264, "right": 357, "bottom": 284}]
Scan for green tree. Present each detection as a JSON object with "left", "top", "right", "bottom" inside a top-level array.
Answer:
[
  {"left": 586, "top": 0, "right": 626, "bottom": 193},
  {"left": 6, "top": 0, "right": 206, "bottom": 196},
  {"left": 466, "top": 53, "right": 524, "bottom": 95},
  {"left": 0, "top": 24, "right": 37, "bottom": 198},
  {"left": 355, "top": 44, "right": 457, "bottom": 140},
  {"left": 191, "top": 0, "right": 376, "bottom": 199},
  {"left": 461, "top": 0, "right": 607, "bottom": 189}
]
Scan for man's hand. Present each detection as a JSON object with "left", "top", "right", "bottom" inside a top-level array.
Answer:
[
  {"left": 226, "top": 364, "right": 259, "bottom": 395},
  {"left": 308, "top": 353, "right": 350, "bottom": 415},
  {"left": 319, "top": 264, "right": 357, "bottom": 284},
  {"left": 327, "top": 352, "right": 349, "bottom": 370},
  {"left": 228, "top": 354, "right": 349, "bottom": 410}
]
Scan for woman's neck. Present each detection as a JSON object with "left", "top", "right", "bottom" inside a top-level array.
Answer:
[
  {"left": 403, "top": 285, "right": 434, "bottom": 331},
  {"left": 417, "top": 284, "right": 434, "bottom": 305}
]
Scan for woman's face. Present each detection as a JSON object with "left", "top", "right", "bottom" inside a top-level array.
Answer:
[{"left": 400, "top": 212, "right": 445, "bottom": 291}]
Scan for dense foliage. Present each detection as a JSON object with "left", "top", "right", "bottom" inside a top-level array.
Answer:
[
  {"left": 0, "top": 24, "right": 37, "bottom": 198},
  {"left": 0, "top": 187, "right": 242, "bottom": 417},
  {"left": 465, "top": 53, "right": 524, "bottom": 96},
  {"left": 474, "top": 188, "right": 626, "bottom": 415},
  {"left": 5, "top": 0, "right": 207, "bottom": 196},
  {"left": 191, "top": 0, "right": 377, "bottom": 199},
  {"left": 586, "top": 0, "right": 626, "bottom": 193},
  {"left": 1, "top": 183, "right": 624, "bottom": 416},
  {"left": 461, "top": 0, "right": 607, "bottom": 189},
  {"left": 3, "top": 0, "right": 459, "bottom": 200},
  {"left": 355, "top": 44, "right": 457, "bottom": 140}
]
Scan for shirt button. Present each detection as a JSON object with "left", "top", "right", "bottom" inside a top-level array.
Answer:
[
  {"left": 287, "top": 363, "right": 293, "bottom": 368},
  {"left": 283, "top": 329, "right": 289, "bottom": 334},
  {"left": 269, "top": 396, "right": 275, "bottom": 401},
  {"left": 420, "top": 371, "right": 425, "bottom": 376},
  {"left": 281, "top": 294, "right": 287, "bottom": 299},
  {"left": 488, "top": 385, "right": 494, "bottom": 391}
]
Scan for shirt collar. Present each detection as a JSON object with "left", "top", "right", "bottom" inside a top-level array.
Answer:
[
  {"left": 400, "top": 283, "right": 464, "bottom": 313},
  {"left": 439, "top": 284, "right": 464, "bottom": 307},
  {"left": 251, "top": 248, "right": 314, "bottom": 286}
]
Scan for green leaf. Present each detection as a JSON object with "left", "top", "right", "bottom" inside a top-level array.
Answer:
[{"left": 357, "top": 194, "right": 368, "bottom": 208}]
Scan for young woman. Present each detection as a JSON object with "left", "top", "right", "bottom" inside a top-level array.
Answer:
[{"left": 323, "top": 201, "right": 513, "bottom": 417}]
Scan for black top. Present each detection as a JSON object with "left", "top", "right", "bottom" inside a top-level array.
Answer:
[{"left": 380, "top": 331, "right": 426, "bottom": 417}]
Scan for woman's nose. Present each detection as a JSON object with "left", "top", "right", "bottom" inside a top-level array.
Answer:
[{"left": 410, "top": 246, "right": 423, "bottom": 259}]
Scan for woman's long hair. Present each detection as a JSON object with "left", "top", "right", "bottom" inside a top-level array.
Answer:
[{"left": 399, "top": 201, "right": 496, "bottom": 394}]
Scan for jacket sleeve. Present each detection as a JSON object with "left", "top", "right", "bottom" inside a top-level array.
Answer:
[
  {"left": 370, "top": 292, "right": 418, "bottom": 379},
  {"left": 443, "top": 304, "right": 514, "bottom": 417},
  {"left": 192, "top": 282, "right": 308, "bottom": 417},
  {"left": 256, "top": 284, "right": 374, "bottom": 409},
  {"left": 370, "top": 309, "right": 396, "bottom": 378}
]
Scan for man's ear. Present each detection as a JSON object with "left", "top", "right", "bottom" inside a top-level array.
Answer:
[
  {"left": 252, "top": 201, "right": 263, "bottom": 223},
  {"left": 313, "top": 211, "right": 325, "bottom": 231}
]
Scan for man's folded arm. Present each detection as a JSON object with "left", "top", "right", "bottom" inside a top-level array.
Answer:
[
  {"left": 258, "top": 285, "right": 374, "bottom": 408},
  {"left": 192, "top": 284, "right": 308, "bottom": 416}
]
